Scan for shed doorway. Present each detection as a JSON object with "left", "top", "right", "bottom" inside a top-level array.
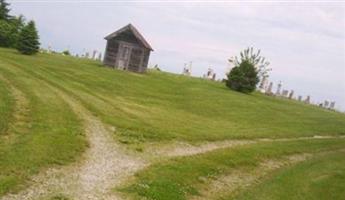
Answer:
[{"left": 118, "top": 46, "right": 131, "bottom": 70}]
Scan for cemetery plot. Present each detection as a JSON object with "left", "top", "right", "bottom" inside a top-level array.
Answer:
[{"left": 0, "top": 48, "right": 344, "bottom": 199}]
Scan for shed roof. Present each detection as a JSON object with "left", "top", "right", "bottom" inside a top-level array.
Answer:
[{"left": 105, "top": 24, "right": 153, "bottom": 51}]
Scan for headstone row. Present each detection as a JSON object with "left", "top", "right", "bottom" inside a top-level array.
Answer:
[
  {"left": 259, "top": 79, "right": 336, "bottom": 110},
  {"left": 79, "top": 50, "right": 103, "bottom": 61}
]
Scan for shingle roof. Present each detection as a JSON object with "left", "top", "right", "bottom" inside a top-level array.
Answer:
[{"left": 104, "top": 24, "right": 153, "bottom": 51}]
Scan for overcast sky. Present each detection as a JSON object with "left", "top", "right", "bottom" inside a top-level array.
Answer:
[{"left": 8, "top": 0, "right": 345, "bottom": 111}]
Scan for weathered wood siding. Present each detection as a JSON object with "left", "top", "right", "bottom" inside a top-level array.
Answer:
[
  {"left": 104, "top": 28, "right": 151, "bottom": 73},
  {"left": 103, "top": 39, "right": 119, "bottom": 67}
]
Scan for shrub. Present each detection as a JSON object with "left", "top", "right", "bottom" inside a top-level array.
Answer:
[
  {"left": 226, "top": 60, "right": 259, "bottom": 93},
  {"left": 62, "top": 50, "right": 71, "bottom": 56}
]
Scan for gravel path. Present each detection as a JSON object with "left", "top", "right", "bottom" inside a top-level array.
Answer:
[
  {"left": 1, "top": 87, "right": 146, "bottom": 200},
  {"left": 148, "top": 135, "right": 345, "bottom": 158}
]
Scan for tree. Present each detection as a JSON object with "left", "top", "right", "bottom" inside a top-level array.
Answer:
[
  {"left": 0, "top": 0, "right": 25, "bottom": 48},
  {"left": 62, "top": 50, "right": 71, "bottom": 56},
  {"left": 0, "top": 20, "right": 13, "bottom": 47},
  {"left": 17, "top": 20, "right": 40, "bottom": 55},
  {"left": 228, "top": 47, "right": 271, "bottom": 82},
  {"left": 0, "top": 0, "right": 11, "bottom": 21},
  {"left": 226, "top": 60, "right": 259, "bottom": 93},
  {"left": 10, "top": 15, "right": 25, "bottom": 47}
]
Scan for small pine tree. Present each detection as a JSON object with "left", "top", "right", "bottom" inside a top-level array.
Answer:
[
  {"left": 226, "top": 60, "right": 259, "bottom": 93},
  {"left": 17, "top": 20, "right": 40, "bottom": 55},
  {"left": 0, "top": 0, "right": 11, "bottom": 21}
]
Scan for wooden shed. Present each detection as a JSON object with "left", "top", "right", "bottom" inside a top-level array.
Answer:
[{"left": 103, "top": 24, "right": 153, "bottom": 73}]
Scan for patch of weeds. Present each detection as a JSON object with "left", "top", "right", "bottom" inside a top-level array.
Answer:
[{"left": 50, "top": 194, "right": 71, "bottom": 200}]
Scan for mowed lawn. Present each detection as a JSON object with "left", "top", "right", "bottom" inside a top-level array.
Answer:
[
  {"left": 0, "top": 50, "right": 87, "bottom": 195},
  {"left": 233, "top": 151, "right": 345, "bottom": 200},
  {"left": 121, "top": 138, "right": 345, "bottom": 200},
  {"left": 0, "top": 48, "right": 344, "bottom": 145},
  {"left": 0, "top": 48, "right": 345, "bottom": 199}
]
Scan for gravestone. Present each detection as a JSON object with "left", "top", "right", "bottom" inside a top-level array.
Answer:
[
  {"left": 305, "top": 96, "right": 310, "bottom": 104},
  {"left": 276, "top": 81, "right": 282, "bottom": 96},
  {"left": 324, "top": 100, "right": 329, "bottom": 108},
  {"left": 330, "top": 101, "right": 336, "bottom": 109},
  {"left": 182, "top": 63, "right": 192, "bottom": 76},
  {"left": 212, "top": 73, "right": 216, "bottom": 81},
  {"left": 205, "top": 68, "right": 215, "bottom": 80},
  {"left": 266, "top": 82, "right": 273, "bottom": 95},
  {"left": 288, "top": 90, "right": 294, "bottom": 99},
  {"left": 298, "top": 95, "right": 302, "bottom": 101},
  {"left": 282, "top": 90, "right": 289, "bottom": 97},
  {"left": 47, "top": 46, "right": 52, "bottom": 53},
  {"left": 92, "top": 50, "right": 97, "bottom": 60},
  {"left": 259, "top": 76, "right": 268, "bottom": 90},
  {"left": 98, "top": 52, "right": 102, "bottom": 61},
  {"left": 85, "top": 52, "right": 89, "bottom": 59},
  {"left": 259, "top": 77, "right": 268, "bottom": 93}
]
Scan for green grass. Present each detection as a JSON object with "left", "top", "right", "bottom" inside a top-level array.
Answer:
[
  {"left": 0, "top": 51, "right": 87, "bottom": 195},
  {"left": 0, "top": 48, "right": 344, "bottom": 146},
  {"left": 0, "top": 48, "right": 345, "bottom": 198},
  {"left": 0, "top": 78, "right": 14, "bottom": 135},
  {"left": 232, "top": 151, "right": 345, "bottom": 200},
  {"left": 121, "top": 139, "right": 345, "bottom": 200}
]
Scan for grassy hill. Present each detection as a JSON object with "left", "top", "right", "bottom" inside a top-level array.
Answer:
[{"left": 0, "top": 48, "right": 344, "bottom": 199}]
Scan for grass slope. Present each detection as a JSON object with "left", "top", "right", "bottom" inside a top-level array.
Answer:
[
  {"left": 0, "top": 48, "right": 344, "bottom": 146},
  {"left": 0, "top": 51, "right": 87, "bottom": 195},
  {"left": 0, "top": 48, "right": 345, "bottom": 198},
  {"left": 121, "top": 139, "right": 345, "bottom": 200},
  {"left": 233, "top": 151, "right": 345, "bottom": 200},
  {"left": 0, "top": 78, "right": 14, "bottom": 135}
]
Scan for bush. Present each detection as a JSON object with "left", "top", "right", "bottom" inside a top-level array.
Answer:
[
  {"left": 226, "top": 60, "right": 259, "bottom": 93},
  {"left": 62, "top": 50, "right": 71, "bottom": 56}
]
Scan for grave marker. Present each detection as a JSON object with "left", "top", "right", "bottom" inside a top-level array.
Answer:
[
  {"left": 276, "top": 81, "right": 282, "bottom": 96},
  {"left": 288, "top": 90, "right": 294, "bottom": 99}
]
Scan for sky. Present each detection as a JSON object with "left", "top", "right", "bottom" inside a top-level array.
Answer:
[{"left": 8, "top": 0, "right": 345, "bottom": 111}]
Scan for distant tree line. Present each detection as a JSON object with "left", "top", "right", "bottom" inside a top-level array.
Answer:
[{"left": 0, "top": 0, "right": 40, "bottom": 55}]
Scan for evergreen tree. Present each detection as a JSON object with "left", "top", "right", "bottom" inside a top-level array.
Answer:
[
  {"left": 0, "top": 0, "right": 11, "bottom": 21},
  {"left": 0, "top": 15, "right": 25, "bottom": 48},
  {"left": 17, "top": 20, "right": 40, "bottom": 55},
  {"left": 10, "top": 15, "right": 25, "bottom": 47},
  {"left": 0, "top": 20, "right": 13, "bottom": 47}
]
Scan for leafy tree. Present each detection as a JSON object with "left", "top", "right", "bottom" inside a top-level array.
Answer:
[
  {"left": 0, "top": 0, "right": 11, "bottom": 21},
  {"left": 229, "top": 47, "right": 271, "bottom": 82},
  {"left": 17, "top": 20, "right": 40, "bottom": 55},
  {"left": 226, "top": 60, "right": 259, "bottom": 93}
]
